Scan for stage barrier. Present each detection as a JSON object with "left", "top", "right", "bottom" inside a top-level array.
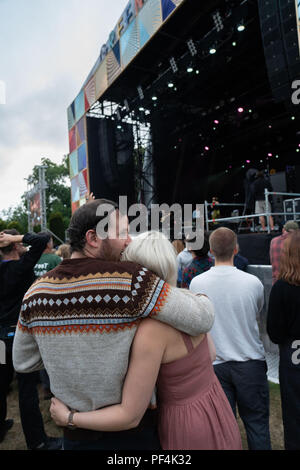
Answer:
[
  {"left": 204, "top": 191, "right": 300, "bottom": 233},
  {"left": 247, "top": 265, "right": 279, "bottom": 383}
]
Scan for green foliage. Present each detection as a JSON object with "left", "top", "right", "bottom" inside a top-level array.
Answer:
[
  {"left": 0, "top": 219, "right": 7, "bottom": 231},
  {"left": 0, "top": 205, "right": 28, "bottom": 233},
  {"left": 49, "top": 212, "right": 65, "bottom": 243},
  {"left": 6, "top": 221, "right": 23, "bottom": 233},
  {"left": 30, "top": 156, "right": 71, "bottom": 229},
  {"left": 33, "top": 225, "right": 41, "bottom": 233},
  {"left": 0, "top": 156, "right": 71, "bottom": 235}
]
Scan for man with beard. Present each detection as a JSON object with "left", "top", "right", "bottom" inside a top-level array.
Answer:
[{"left": 13, "top": 199, "right": 214, "bottom": 450}]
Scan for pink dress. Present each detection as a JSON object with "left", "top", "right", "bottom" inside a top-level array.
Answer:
[{"left": 157, "top": 334, "right": 243, "bottom": 450}]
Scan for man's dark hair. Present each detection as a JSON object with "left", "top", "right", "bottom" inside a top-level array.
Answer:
[
  {"left": 192, "top": 231, "right": 210, "bottom": 258},
  {"left": 67, "top": 199, "right": 119, "bottom": 254},
  {"left": 38, "top": 231, "right": 52, "bottom": 244},
  {"left": 1, "top": 229, "right": 20, "bottom": 255}
]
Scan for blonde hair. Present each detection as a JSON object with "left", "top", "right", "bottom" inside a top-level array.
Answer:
[
  {"left": 55, "top": 244, "right": 71, "bottom": 259},
  {"left": 122, "top": 231, "right": 178, "bottom": 286}
]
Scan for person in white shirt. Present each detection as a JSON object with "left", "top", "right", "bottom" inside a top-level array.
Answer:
[
  {"left": 190, "top": 227, "right": 271, "bottom": 450},
  {"left": 176, "top": 238, "right": 193, "bottom": 286}
]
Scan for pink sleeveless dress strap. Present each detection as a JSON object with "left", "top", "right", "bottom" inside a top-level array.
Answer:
[{"left": 180, "top": 332, "right": 195, "bottom": 354}]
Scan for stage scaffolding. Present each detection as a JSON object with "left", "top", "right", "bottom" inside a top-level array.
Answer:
[{"left": 87, "top": 100, "right": 157, "bottom": 208}]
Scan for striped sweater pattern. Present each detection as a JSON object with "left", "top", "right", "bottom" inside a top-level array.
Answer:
[{"left": 18, "top": 258, "right": 170, "bottom": 335}]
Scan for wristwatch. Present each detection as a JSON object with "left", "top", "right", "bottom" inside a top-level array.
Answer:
[{"left": 67, "top": 410, "right": 77, "bottom": 430}]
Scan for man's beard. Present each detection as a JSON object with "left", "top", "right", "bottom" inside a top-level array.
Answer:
[{"left": 98, "top": 239, "right": 120, "bottom": 261}]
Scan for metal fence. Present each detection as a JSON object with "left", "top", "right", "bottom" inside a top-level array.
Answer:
[
  {"left": 204, "top": 191, "right": 300, "bottom": 233},
  {"left": 246, "top": 265, "right": 279, "bottom": 383}
]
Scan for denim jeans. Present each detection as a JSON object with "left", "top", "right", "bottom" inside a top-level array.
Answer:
[
  {"left": 0, "top": 327, "right": 47, "bottom": 449},
  {"left": 214, "top": 359, "right": 272, "bottom": 450},
  {"left": 279, "top": 342, "right": 300, "bottom": 450},
  {"left": 63, "top": 410, "right": 161, "bottom": 451}
]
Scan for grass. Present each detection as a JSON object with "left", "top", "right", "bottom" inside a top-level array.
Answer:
[{"left": 0, "top": 380, "right": 284, "bottom": 451}]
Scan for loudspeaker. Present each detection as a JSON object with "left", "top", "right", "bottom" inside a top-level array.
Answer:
[
  {"left": 258, "top": 0, "right": 300, "bottom": 103},
  {"left": 86, "top": 117, "right": 135, "bottom": 204}
]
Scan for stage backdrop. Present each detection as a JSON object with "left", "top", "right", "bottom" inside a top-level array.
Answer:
[{"left": 67, "top": 0, "right": 186, "bottom": 211}]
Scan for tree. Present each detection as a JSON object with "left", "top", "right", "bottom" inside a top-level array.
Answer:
[
  {"left": 30, "top": 156, "right": 71, "bottom": 228},
  {"left": 6, "top": 221, "right": 23, "bottom": 232},
  {"left": 0, "top": 205, "right": 28, "bottom": 233},
  {"left": 0, "top": 156, "right": 71, "bottom": 235},
  {"left": 0, "top": 219, "right": 7, "bottom": 231},
  {"left": 49, "top": 212, "right": 65, "bottom": 243}
]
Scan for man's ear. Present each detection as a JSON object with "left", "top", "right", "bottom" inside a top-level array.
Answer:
[
  {"left": 233, "top": 245, "right": 239, "bottom": 255},
  {"left": 85, "top": 230, "right": 100, "bottom": 248}
]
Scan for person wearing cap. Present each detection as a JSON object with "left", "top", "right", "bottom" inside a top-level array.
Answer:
[{"left": 269, "top": 220, "right": 299, "bottom": 285}]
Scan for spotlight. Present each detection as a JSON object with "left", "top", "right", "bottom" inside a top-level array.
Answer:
[
  {"left": 214, "top": 120, "right": 219, "bottom": 124},
  {"left": 187, "top": 39, "right": 197, "bottom": 57},
  {"left": 232, "top": 41, "right": 237, "bottom": 47},
  {"left": 137, "top": 86, "right": 144, "bottom": 100},
  {"left": 237, "top": 23, "right": 245, "bottom": 32},
  {"left": 204, "top": 146, "right": 210, "bottom": 151},
  {"left": 209, "top": 47, "right": 217, "bottom": 54},
  {"left": 187, "top": 67, "right": 193, "bottom": 73},
  {"left": 168, "top": 82, "right": 174, "bottom": 88},
  {"left": 238, "top": 107, "right": 244, "bottom": 113},
  {"left": 139, "top": 107, "right": 145, "bottom": 111},
  {"left": 169, "top": 57, "right": 178, "bottom": 73},
  {"left": 152, "top": 96, "right": 158, "bottom": 101}
]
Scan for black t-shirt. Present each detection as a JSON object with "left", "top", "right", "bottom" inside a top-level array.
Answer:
[
  {"left": 267, "top": 279, "right": 300, "bottom": 344},
  {"left": 0, "top": 233, "right": 48, "bottom": 327},
  {"left": 253, "top": 176, "right": 273, "bottom": 201}
]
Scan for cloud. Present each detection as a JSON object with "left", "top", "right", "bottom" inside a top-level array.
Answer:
[{"left": 0, "top": 0, "right": 128, "bottom": 212}]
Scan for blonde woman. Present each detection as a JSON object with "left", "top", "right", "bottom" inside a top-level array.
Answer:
[{"left": 51, "top": 231, "right": 242, "bottom": 450}]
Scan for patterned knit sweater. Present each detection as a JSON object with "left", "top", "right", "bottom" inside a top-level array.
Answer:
[{"left": 13, "top": 258, "right": 214, "bottom": 412}]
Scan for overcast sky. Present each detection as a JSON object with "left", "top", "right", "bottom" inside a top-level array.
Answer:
[{"left": 0, "top": 0, "right": 128, "bottom": 214}]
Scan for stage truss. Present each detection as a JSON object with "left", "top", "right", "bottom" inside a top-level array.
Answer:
[{"left": 87, "top": 99, "right": 157, "bottom": 208}]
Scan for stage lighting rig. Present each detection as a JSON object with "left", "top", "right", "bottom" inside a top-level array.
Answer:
[
  {"left": 169, "top": 56, "right": 178, "bottom": 73},
  {"left": 137, "top": 86, "right": 144, "bottom": 100},
  {"left": 212, "top": 11, "right": 224, "bottom": 32},
  {"left": 187, "top": 39, "right": 197, "bottom": 57}
]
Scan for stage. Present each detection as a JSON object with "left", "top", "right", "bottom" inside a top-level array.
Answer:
[{"left": 238, "top": 232, "right": 279, "bottom": 265}]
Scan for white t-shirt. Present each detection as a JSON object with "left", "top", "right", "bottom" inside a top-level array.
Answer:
[
  {"left": 177, "top": 248, "right": 193, "bottom": 271},
  {"left": 190, "top": 266, "right": 265, "bottom": 365}
]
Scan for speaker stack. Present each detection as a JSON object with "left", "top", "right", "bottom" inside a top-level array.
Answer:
[{"left": 258, "top": 0, "right": 300, "bottom": 105}]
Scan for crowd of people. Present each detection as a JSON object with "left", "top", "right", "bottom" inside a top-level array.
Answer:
[{"left": 0, "top": 197, "right": 299, "bottom": 451}]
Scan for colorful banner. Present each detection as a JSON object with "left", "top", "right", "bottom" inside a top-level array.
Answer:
[
  {"left": 68, "top": 0, "right": 185, "bottom": 212},
  {"left": 67, "top": 0, "right": 186, "bottom": 131}
]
